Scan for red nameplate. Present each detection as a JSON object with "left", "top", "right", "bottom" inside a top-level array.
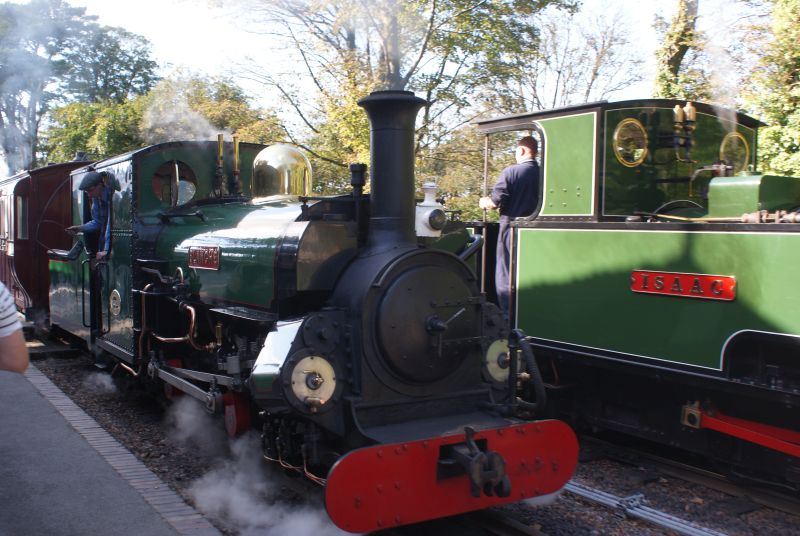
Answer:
[
  {"left": 188, "top": 246, "right": 220, "bottom": 270},
  {"left": 631, "top": 270, "right": 736, "bottom": 301}
]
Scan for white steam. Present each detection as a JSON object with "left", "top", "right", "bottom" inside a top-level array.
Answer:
[
  {"left": 189, "top": 435, "right": 352, "bottom": 536},
  {"left": 83, "top": 372, "right": 118, "bottom": 395},
  {"left": 166, "top": 397, "right": 354, "bottom": 536},
  {"left": 142, "top": 76, "right": 230, "bottom": 144},
  {"left": 704, "top": 39, "right": 738, "bottom": 132},
  {"left": 165, "top": 396, "right": 228, "bottom": 458}
]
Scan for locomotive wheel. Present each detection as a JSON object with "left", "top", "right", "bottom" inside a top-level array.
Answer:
[
  {"left": 224, "top": 391, "right": 251, "bottom": 437},
  {"left": 163, "top": 358, "right": 183, "bottom": 400}
]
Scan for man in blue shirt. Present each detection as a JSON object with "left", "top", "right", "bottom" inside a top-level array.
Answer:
[
  {"left": 479, "top": 136, "right": 540, "bottom": 320},
  {"left": 67, "top": 171, "right": 111, "bottom": 260}
]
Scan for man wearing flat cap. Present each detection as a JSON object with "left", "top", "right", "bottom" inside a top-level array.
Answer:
[{"left": 67, "top": 170, "right": 112, "bottom": 260}]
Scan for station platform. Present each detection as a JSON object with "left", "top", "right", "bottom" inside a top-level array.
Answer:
[{"left": 0, "top": 365, "right": 222, "bottom": 536}]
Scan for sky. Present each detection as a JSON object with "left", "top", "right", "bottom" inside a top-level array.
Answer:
[
  {"left": 72, "top": 0, "right": 274, "bottom": 96},
  {"left": 65, "top": 0, "right": 751, "bottom": 106}
]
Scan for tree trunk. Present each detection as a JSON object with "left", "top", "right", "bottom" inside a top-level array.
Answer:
[{"left": 653, "top": 0, "right": 699, "bottom": 98}]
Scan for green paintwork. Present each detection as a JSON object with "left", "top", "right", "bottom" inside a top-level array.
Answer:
[
  {"left": 602, "top": 107, "right": 758, "bottom": 217},
  {"left": 708, "top": 174, "right": 800, "bottom": 217},
  {"left": 515, "top": 227, "right": 800, "bottom": 370},
  {"left": 101, "top": 159, "right": 135, "bottom": 351},
  {"left": 136, "top": 142, "right": 264, "bottom": 220},
  {"left": 155, "top": 200, "right": 302, "bottom": 307},
  {"left": 49, "top": 141, "right": 270, "bottom": 352},
  {"left": 49, "top": 257, "right": 90, "bottom": 339},
  {"left": 538, "top": 113, "right": 596, "bottom": 216}
]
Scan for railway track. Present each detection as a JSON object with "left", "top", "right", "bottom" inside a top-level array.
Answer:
[
  {"left": 581, "top": 435, "right": 800, "bottom": 517},
  {"left": 383, "top": 483, "right": 733, "bottom": 536},
  {"left": 564, "top": 481, "right": 728, "bottom": 536}
]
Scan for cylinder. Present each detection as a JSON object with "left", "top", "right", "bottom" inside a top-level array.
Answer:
[{"left": 357, "top": 90, "right": 427, "bottom": 251}]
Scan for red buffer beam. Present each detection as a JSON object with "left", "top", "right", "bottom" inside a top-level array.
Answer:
[{"left": 324, "top": 419, "right": 578, "bottom": 533}]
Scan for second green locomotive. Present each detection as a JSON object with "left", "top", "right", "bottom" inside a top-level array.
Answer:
[{"left": 475, "top": 99, "right": 800, "bottom": 490}]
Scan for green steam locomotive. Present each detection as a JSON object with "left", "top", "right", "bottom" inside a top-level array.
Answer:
[
  {"left": 15, "top": 91, "right": 578, "bottom": 533},
  {"left": 475, "top": 99, "right": 799, "bottom": 490}
]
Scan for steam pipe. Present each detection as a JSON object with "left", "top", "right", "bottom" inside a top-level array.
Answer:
[
  {"left": 357, "top": 91, "right": 427, "bottom": 251},
  {"left": 688, "top": 162, "right": 732, "bottom": 196},
  {"left": 481, "top": 134, "right": 490, "bottom": 293},
  {"left": 231, "top": 134, "right": 242, "bottom": 195},
  {"left": 515, "top": 333, "right": 547, "bottom": 413},
  {"left": 136, "top": 283, "right": 154, "bottom": 370},
  {"left": 152, "top": 303, "right": 217, "bottom": 352},
  {"left": 115, "top": 360, "right": 141, "bottom": 378},
  {"left": 459, "top": 234, "right": 484, "bottom": 261},
  {"left": 214, "top": 134, "right": 227, "bottom": 196},
  {"left": 350, "top": 163, "right": 367, "bottom": 246}
]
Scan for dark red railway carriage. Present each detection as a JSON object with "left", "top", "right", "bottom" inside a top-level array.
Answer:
[{"left": 0, "top": 159, "right": 91, "bottom": 321}]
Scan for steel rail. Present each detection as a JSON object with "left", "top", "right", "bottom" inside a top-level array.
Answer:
[
  {"left": 581, "top": 435, "right": 800, "bottom": 516},
  {"left": 565, "top": 481, "right": 728, "bottom": 536}
]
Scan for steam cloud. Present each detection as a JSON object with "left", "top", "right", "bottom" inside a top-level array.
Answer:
[
  {"left": 166, "top": 397, "right": 355, "bottom": 536},
  {"left": 82, "top": 372, "right": 118, "bottom": 395},
  {"left": 142, "top": 76, "right": 231, "bottom": 144},
  {"left": 705, "top": 39, "right": 738, "bottom": 132},
  {"left": 165, "top": 396, "right": 228, "bottom": 458}
]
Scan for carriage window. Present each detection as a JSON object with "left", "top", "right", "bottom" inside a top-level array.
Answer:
[
  {"left": 152, "top": 161, "right": 197, "bottom": 207},
  {"left": 15, "top": 195, "right": 28, "bottom": 239},
  {"left": 0, "top": 196, "right": 7, "bottom": 237},
  {"left": 720, "top": 132, "right": 749, "bottom": 174},
  {"left": 613, "top": 118, "right": 648, "bottom": 167}
]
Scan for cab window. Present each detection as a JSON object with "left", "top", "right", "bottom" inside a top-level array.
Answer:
[{"left": 152, "top": 161, "right": 197, "bottom": 207}]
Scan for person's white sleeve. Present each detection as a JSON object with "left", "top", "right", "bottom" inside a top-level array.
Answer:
[{"left": 0, "top": 283, "right": 22, "bottom": 338}]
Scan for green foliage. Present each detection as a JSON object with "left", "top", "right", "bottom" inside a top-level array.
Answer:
[
  {"left": 62, "top": 25, "right": 159, "bottom": 103},
  {"left": 44, "top": 75, "right": 285, "bottom": 164},
  {"left": 42, "top": 98, "right": 146, "bottom": 162},
  {"left": 305, "top": 80, "right": 373, "bottom": 193},
  {"left": 141, "top": 75, "right": 284, "bottom": 146},
  {"left": 247, "top": 0, "right": 574, "bottom": 194},
  {"left": 743, "top": 0, "right": 800, "bottom": 176},
  {"left": 186, "top": 78, "right": 284, "bottom": 143},
  {"left": 0, "top": 0, "right": 159, "bottom": 172},
  {"left": 0, "top": 0, "right": 89, "bottom": 170}
]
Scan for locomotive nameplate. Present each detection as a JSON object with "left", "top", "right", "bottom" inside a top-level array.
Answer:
[
  {"left": 631, "top": 270, "right": 736, "bottom": 301},
  {"left": 188, "top": 246, "right": 220, "bottom": 270}
]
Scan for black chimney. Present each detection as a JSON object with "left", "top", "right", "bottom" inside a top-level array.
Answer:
[{"left": 358, "top": 90, "right": 427, "bottom": 251}]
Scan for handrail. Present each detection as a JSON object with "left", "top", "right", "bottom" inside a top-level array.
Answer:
[
  {"left": 100, "top": 260, "right": 110, "bottom": 335},
  {"left": 459, "top": 233, "right": 484, "bottom": 261},
  {"left": 81, "top": 259, "right": 91, "bottom": 328}
]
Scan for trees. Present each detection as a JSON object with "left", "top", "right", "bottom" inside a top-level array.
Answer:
[
  {"left": 482, "top": 6, "right": 645, "bottom": 114},
  {"left": 43, "top": 75, "right": 285, "bottom": 163},
  {"left": 42, "top": 98, "right": 146, "bottom": 163},
  {"left": 141, "top": 76, "right": 284, "bottom": 145},
  {"left": 653, "top": 0, "right": 701, "bottom": 99},
  {"left": 62, "top": 25, "right": 159, "bottom": 104},
  {"left": 0, "top": 0, "right": 88, "bottom": 172},
  {"left": 743, "top": 0, "right": 800, "bottom": 175},
  {"left": 0, "top": 0, "right": 159, "bottom": 173},
  {"left": 239, "top": 0, "right": 575, "bottom": 189}
]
